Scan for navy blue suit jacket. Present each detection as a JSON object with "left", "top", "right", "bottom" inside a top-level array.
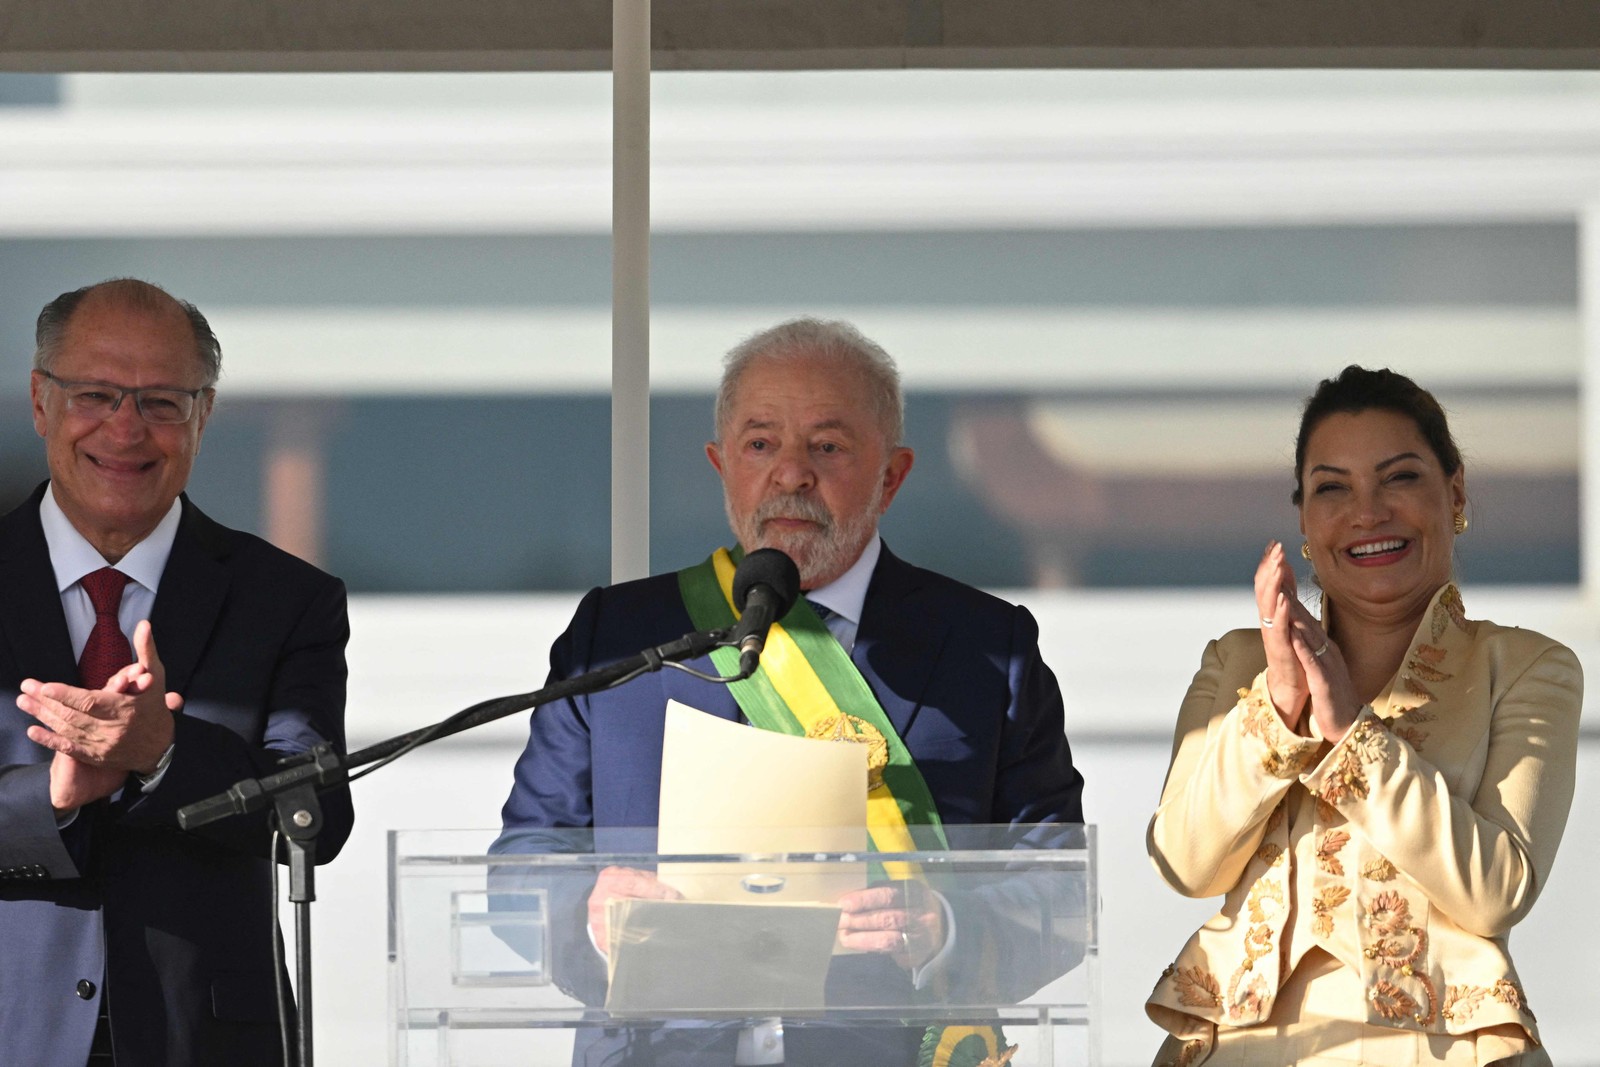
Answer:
[
  {"left": 0, "top": 485, "right": 353, "bottom": 1067},
  {"left": 493, "top": 544, "right": 1084, "bottom": 1065},
  {"left": 498, "top": 544, "right": 1082, "bottom": 834}
]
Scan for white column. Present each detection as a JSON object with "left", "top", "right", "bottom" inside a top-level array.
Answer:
[
  {"left": 1581, "top": 202, "right": 1600, "bottom": 603},
  {"left": 611, "top": 0, "right": 651, "bottom": 583}
]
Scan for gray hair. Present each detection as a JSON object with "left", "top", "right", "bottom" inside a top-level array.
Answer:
[
  {"left": 715, "top": 318, "right": 904, "bottom": 447},
  {"left": 35, "top": 278, "right": 222, "bottom": 387}
]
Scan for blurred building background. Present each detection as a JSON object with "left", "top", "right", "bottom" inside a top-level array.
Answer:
[
  {"left": 1, "top": 70, "right": 1590, "bottom": 591},
  {"left": 1, "top": 68, "right": 1596, "bottom": 1064}
]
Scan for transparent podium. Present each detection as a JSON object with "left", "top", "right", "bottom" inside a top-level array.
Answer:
[{"left": 390, "top": 825, "right": 1098, "bottom": 1066}]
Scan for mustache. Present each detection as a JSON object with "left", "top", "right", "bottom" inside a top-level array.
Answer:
[{"left": 752, "top": 493, "right": 833, "bottom": 530}]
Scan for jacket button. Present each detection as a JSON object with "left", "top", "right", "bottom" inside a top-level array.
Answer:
[{"left": 75, "top": 979, "right": 96, "bottom": 1000}]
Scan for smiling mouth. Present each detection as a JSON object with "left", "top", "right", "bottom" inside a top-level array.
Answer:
[
  {"left": 88, "top": 455, "right": 157, "bottom": 474},
  {"left": 1346, "top": 538, "right": 1410, "bottom": 561}
]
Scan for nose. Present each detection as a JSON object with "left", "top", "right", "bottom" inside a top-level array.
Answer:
[
  {"left": 1351, "top": 483, "right": 1392, "bottom": 527},
  {"left": 771, "top": 451, "right": 817, "bottom": 493},
  {"left": 98, "top": 394, "right": 148, "bottom": 441}
]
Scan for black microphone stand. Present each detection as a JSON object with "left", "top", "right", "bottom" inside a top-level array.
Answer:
[{"left": 177, "top": 623, "right": 740, "bottom": 1067}]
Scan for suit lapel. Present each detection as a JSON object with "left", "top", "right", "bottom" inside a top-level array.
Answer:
[
  {"left": 148, "top": 497, "right": 232, "bottom": 696},
  {"left": 0, "top": 485, "right": 80, "bottom": 686},
  {"left": 1372, "top": 582, "right": 1477, "bottom": 722},
  {"left": 852, "top": 544, "right": 950, "bottom": 742}
]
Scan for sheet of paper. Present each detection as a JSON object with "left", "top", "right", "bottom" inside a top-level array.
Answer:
[
  {"left": 656, "top": 700, "right": 868, "bottom": 903},
  {"left": 604, "top": 898, "right": 840, "bottom": 1014}
]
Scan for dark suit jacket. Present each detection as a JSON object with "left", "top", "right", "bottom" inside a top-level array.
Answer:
[
  {"left": 492, "top": 544, "right": 1084, "bottom": 1066},
  {"left": 0, "top": 484, "right": 354, "bottom": 1067}
]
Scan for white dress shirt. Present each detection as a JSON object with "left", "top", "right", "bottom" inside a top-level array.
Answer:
[{"left": 798, "top": 533, "right": 880, "bottom": 654}]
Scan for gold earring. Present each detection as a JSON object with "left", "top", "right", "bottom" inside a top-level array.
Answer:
[
  {"left": 1454, "top": 512, "right": 1468, "bottom": 535},
  {"left": 1301, "top": 542, "right": 1312, "bottom": 560}
]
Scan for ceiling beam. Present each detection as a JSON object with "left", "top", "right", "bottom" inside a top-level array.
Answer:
[{"left": 1, "top": 0, "right": 1598, "bottom": 72}]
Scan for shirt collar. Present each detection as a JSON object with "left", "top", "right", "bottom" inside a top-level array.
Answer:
[
  {"left": 802, "top": 534, "right": 880, "bottom": 627},
  {"left": 40, "top": 484, "right": 182, "bottom": 595}
]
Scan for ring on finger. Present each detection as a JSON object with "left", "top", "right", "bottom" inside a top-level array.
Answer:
[
  {"left": 1260, "top": 617, "right": 1274, "bottom": 628},
  {"left": 1312, "top": 642, "right": 1329, "bottom": 658},
  {"left": 900, "top": 930, "right": 910, "bottom": 949}
]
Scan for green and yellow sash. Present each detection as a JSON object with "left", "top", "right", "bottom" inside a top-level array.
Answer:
[
  {"left": 679, "top": 548, "right": 1008, "bottom": 1064},
  {"left": 677, "top": 547, "right": 949, "bottom": 871}
]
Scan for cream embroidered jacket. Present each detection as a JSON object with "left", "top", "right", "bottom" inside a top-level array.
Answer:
[{"left": 1145, "top": 585, "right": 1581, "bottom": 1049}]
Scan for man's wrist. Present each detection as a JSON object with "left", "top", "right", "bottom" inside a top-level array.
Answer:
[{"left": 136, "top": 742, "right": 175, "bottom": 788}]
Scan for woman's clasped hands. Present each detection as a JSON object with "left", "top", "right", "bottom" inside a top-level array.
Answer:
[{"left": 1254, "top": 541, "right": 1361, "bottom": 744}]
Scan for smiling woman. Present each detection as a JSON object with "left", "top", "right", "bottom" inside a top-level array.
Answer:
[{"left": 1144, "top": 366, "right": 1582, "bottom": 1066}]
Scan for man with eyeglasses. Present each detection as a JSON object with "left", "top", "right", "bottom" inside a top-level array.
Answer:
[{"left": 0, "top": 279, "right": 354, "bottom": 1067}]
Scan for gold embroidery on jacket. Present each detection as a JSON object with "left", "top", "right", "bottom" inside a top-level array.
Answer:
[
  {"left": 1173, "top": 965, "right": 1221, "bottom": 1008},
  {"left": 1348, "top": 718, "right": 1390, "bottom": 764},
  {"left": 1440, "top": 980, "right": 1536, "bottom": 1024},
  {"left": 1370, "top": 978, "right": 1421, "bottom": 1022},
  {"left": 1491, "top": 978, "right": 1535, "bottom": 1020},
  {"left": 1413, "top": 643, "right": 1447, "bottom": 666},
  {"left": 1362, "top": 891, "right": 1439, "bottom": 1026},
  {"left": 1316, "top": 829, "right": 1350, "bottom": 875},
  {"left": 1441, "top": 984, "right": 1485, "bottom": 1023},
  {"left": 1360, "top": 856, "right": 1397, "bottom": 882},
  {"left": 1247, "top": 879, "right": 1284, "bottom": 924},
  {"left": 1440, "top": 584, "right": 1469, "bottom": 632},
  {"left": 1406, "top": 660, "right": 1451, "bottom": 684},
  {"left": 1157, "top": 1037, "right": 1209, "bottom": 1067},
  {"left": 1229, "top": 972, "right": 1269, "bottom": 1021},
  {"left": 1227, "top": 868, "right": 1281, "bottom": 1021},
  {"left": 1401, "top": 677, "right": 1438, "bottom": 702},
  {"left": 1365, "top": 890, "right": 1410, "bottom": 936},
  {"left": 1318, "top": 744, "right": 1370, "bottom": 804},
  {"left": 1238, "top": 689, "right": 1317, "bottom": 778},
  {"left": 1311, "top": 885, "right": 1350, "bottom": 938},
  {"left": 1392, "top": 725, "right": 1429, "bottom": 752}
]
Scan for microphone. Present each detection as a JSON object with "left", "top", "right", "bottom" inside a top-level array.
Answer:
[{"left": 729, "top": 548, "right": 801, "bottom": 677}]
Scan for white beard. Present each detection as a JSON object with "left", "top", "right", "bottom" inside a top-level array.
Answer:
[{"left": 725, "top": 485, "right": 881, "bottom": 589}]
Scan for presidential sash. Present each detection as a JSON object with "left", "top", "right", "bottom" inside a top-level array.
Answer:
[
  {"left": 679, "top": 548, "right": 1007, "bottom": 1063},
  {"left": 677, "top": 546, "right": 948, "bottom": 865}
]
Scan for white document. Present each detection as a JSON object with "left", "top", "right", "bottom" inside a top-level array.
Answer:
[{"left": 656, "top": 699, "right": 868, "bottom": 903}]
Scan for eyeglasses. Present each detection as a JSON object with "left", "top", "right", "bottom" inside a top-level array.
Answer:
[{"left": 38, "top": 371, "right": 211, "bottom": 426}]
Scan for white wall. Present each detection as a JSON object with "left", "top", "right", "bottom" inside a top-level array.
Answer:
[{"left": 307, "top": 588, "right": 1598, "bottom": 1065}]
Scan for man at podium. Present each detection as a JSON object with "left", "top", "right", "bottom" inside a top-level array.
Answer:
[{"left": 493, "top": 318, "right": 1085, "bottom": 1066}]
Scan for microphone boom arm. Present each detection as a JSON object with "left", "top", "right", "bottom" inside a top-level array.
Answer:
[{"left": 177, "top": 623, "right": 738, "bottom": 831}]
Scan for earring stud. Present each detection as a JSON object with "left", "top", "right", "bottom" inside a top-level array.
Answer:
[{"left": 1301, "top": 543, "right": 1312, "bottom": 560}]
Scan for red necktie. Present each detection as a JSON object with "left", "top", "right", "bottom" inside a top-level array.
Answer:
[{"left": 78, "top": 567, "right": 132, "bottom": 690}]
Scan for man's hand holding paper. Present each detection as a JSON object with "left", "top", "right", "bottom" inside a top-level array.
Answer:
[
  {"left": 836, "top": 880, "right": 947, "bottom": 971},
  {"left": 587, "top": 865, "right": 684, "bottom": 956}
]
